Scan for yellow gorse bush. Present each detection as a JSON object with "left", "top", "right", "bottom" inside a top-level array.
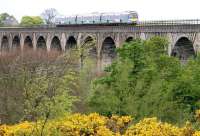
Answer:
[
  {"left": 0, "top": 113, "right": 131, "bottom": 136},
  {"left": 124, "top": 118, "right": 200, "bottom": 136},
  {"left": 125, "top": 118, "right": 183, "bottom": 136},
  {"left": 1, "top": 112, "right": 200, "bottom": 136}
]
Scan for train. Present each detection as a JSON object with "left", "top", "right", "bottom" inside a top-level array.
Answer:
[{"left": 55, "top": 11, "right": 138, "bottom": 25}]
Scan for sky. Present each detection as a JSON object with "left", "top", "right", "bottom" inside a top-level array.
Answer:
[{"left": 0, "top": 0, "right": 200, "bottom": 21}]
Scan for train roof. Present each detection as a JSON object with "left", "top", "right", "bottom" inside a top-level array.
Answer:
[{"left": 62, "top": 11, "right": 138, "bottom": 18}]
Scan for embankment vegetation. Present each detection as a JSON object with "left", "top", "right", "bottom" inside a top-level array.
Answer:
[{"left": 1, "top": 37, "right": 200, "bottom": 135}]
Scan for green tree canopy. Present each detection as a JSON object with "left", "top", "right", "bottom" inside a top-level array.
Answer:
[
  {"left": 0, "top": 13, "right": 18, "bottom": 26},
  {"left": 20, "top": 16, "right": 44, "bottom": 26},
  {"left": 89, "top": 37, "right": 200, "bottom": 125}
]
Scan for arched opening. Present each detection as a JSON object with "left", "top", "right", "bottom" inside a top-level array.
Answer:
[
  {"left": 125, "top": 37, "right": 134, "bottom": 43},
  {"left": 171, "top": 37, "right": 195, "bottom": 62},
  {"left": 66, "top": 36, "right": 77, "bottom": 49},
  {"left": 51, "top": 36, "right": 62, "bottom": 51},
  {"left": 82, "top": 36, "right": 97, "bottom": 57},
  {"left": 101, "top": 37, "right": 116, "bottom": 67},
  {"left": 24, "top": 36, "right": 33, "bottom": 49},
  {"left": 1, "top": 36, "right": 9, "bottom": 52},
  {"left": 12, "top": 36, "right": 20, "bottom": 50},
  {"left": 80, "top": 36, "right": 97, "bottom": 67},
  {"left": 37, "top": 36, "right": 46, "bottom": 49}
]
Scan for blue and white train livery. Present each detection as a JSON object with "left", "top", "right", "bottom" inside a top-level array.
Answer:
[{"left": 55, "top": 11, "right": 138, "bottom": 25}]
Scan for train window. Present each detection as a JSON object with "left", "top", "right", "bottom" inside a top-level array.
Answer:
[{"left": 94, "top": 16, "right": 99, "bottom": 23}]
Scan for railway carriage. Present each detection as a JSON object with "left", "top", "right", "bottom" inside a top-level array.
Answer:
[{"left": 55, "top": 11, "right": 138, "bottom": 25}]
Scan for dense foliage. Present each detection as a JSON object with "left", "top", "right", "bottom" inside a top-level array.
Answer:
[
  {"left": 2, "top": 36, "right": 200, "bottom": 135},
  {"left": 89, "top": 37, "right": 200, "bottom": 124},
  {"left": 0, "top": 50, "right": 80, "bottom": 124},
  {"left": 20, "top": 16, "right": 44, "bottom": 26},
  {"left": 0, "top": 47, "right": 98, "bottom": 124}
]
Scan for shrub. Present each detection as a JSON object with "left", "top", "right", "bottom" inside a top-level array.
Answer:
[
  {"left": 0, "top": 113, "right": 132, "bottom": 136},
  {"left": 2, "top": 113, "right": 200, "bottom": 136}
]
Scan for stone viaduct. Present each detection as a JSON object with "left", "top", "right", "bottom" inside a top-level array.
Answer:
[{"left": 0, "top": 21, "right": 200, "bottom": 66}]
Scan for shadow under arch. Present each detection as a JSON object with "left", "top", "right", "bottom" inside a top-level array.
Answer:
[
  {"left": 51, "top": 36, "right": 62, "bottom": 51},
  {"left": 12, "top": 35, "right": 20, "bottom": 50},
  {"left": 171, "top": 37, "right": 195, "bottom": 61},
  {"left": 100, "top": 37, "right": 116, "bottom": 68},
  {"left": 24, "top": 36, "right": 33, "bottom": 50},
  {"left": 79, "top": 36, "right": 97, "bottom": 67},
  {"left": 37, "top": 36, "right": 46, "bottom": 50},
  {"left": 66, "top": 36, "right": 77, "bottom": 49},
  {"left": 125, "top": 37, "right": 134, "bottom": 43},
  {"left": 82, "top": 36, "right": 97, "bottom": 57},
  {"left": 1, "top": 36, "right": 9, "bottom": 52}
]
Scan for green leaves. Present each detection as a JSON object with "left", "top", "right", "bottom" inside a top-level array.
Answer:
[
  {"left": 23, "top": 73, "right": 76, "bottom": 121},
  {"left": 20, "top": 16, "right": 44, "bottom": 26},
  {"left": 0, "top": 50, "right": 80, "bottom": 124},
  {"left": 0, "top": 13, "right": 18, "bottom": 26},
  {"left": 89, "top": 36, "right": 200, "bottom": 125},
  {"left": 22, "top": 58, "right": 79, "bottom": 121}
]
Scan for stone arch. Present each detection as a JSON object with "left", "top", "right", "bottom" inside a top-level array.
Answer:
[
  {"left": 81, "top": 36, "right": 97, "bottom": 58},
  {"left": 171, "top": 37, "right": 195, "bottom": 61},
  {"left": 80, "top": 36, "right": 97, "bottom": 67},
  {"left": 66, "top": 36, "right": 77, "bottom": 49},
  {"left": 51, "top": 36, "right": 62, "bottom": 51},
  {"left": 101, "top": 37, "right": 116, "bottom": 67},
  {"left": 24, "top": 36, "right": 33, "bottom": 49},
  {"left": 1, "top": 36, "right": 9, "bottom": 52},
  {"left": 172, "top": 34, "right": 194, "bottom": 47},
  {"left": 36, "top": 34, "right": 47, "bottom": 41},
  {"left": 37, "top": 36, "right": 46, "bottom": 49},
  {"left": 12, "top": 35, "right": 20, "bottom": 50},
  {"left": 82, "top": 36, "right": 96, "bottom": 47},
  {"left": 102, "top": 34, "right": 115, "bottom": 43},
  {"left": 125, "top": 37, "right": 134, "bottom": 42}
]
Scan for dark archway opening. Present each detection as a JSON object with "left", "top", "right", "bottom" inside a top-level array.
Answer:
[
  {"left": 51, "top": 36, "right": 62, "bottom": 51},
  {"left": 1, "top": 36, "right": 9, "bottom": 52},
  {"left": 80, "top": 36, "right": 97, "bottom": 67},
  {"left": 82, "top": 36, "right": 97, "bottom": 57},
  {"left": 66, "top": 36, "right": 77, "bottom": 49},
  {"left": 101, "top": 37, "right": 116, "bottom": 67},
  {"left": 37, "top": 36, "right": 46, "bottom": 50},
  {"left": 12, "top": 36, "right": 20, "bottom": 50},
  {"left": 125, "top": 37, "right": 134, "bottom": 43},
  {"left": 171, "top": 37, "right": 195, "bottom": 62},
  {"left": 24, "top": 36, "right": 33, "bottom": 49}
]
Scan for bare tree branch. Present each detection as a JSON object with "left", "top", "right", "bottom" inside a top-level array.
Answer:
[{"left": 41, "top": 8, "right": 58, "bottom": 24}]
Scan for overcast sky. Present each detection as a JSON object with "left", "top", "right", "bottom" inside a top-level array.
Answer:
[{"left": 0, "top": 0, "right": 200, "bottom": 21}]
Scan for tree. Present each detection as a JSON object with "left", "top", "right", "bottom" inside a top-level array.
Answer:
[
  {"left": 0, "top": 49, "right": 78, "bottom": 124},
  {"left": 41, "top": 8, "right": 58, "bottom": 24},
  {"left": 20, "top": 16, "right": 44, "bottom": 26},
  {"left": 89, "top": 37, "right": 200, "bottom": 124},
  {"left": 89, "top": 39, "right": 147, "bottom": 116},
  {"left": 0, "top": 13, "right": 18, "bottom": 26},
  {"left": 23, "top": 69, "right": 76, "bottom": 121}
]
